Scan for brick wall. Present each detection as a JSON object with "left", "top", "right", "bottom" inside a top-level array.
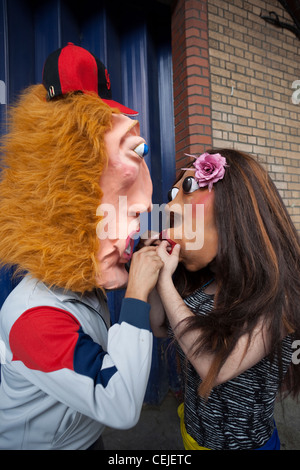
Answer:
[
  {"left": 172, "top": 0, "right": 212, "bottom": 173},
  {"left": 208, "top": 0, "right": 300, "bottom": 230},
  {"left": 171, "top": 0, "right": 300, "bottom": 231}
]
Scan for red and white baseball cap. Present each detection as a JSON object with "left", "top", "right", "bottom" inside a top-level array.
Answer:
[{"left": 42, "top": 42, "right": 138, "bottom": 116}]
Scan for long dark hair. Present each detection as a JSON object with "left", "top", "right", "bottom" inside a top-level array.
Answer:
[{"left": 173, "top": 148, "right": 300, "bottom": 398}]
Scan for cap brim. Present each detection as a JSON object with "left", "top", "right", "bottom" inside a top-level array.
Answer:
[{"left": 101, "top": 99, "right": 139, "bottom": 116}]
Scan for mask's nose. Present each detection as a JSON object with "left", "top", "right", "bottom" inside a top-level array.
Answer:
[
  {"left": 165, "top": 201, "right": 183, "bottom": 229},
  {"left": 128, "top": 200, "right": 152, "bottom": 218}
]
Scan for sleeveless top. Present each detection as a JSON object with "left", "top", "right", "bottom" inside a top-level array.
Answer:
[{"left": 175, "top": 286, "right": 293, "bottom": 450}]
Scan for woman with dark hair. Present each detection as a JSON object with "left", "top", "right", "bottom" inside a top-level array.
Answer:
[{"left": 151, "top": 149, "right": 300, "bottom": 450}]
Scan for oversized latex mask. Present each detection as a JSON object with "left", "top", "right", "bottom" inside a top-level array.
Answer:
[
  {"left": 163, "top": 169, "right": 218, "bottom": 271},
  {"left": 0, "top": 43, "right": 153, "bottom": 294},
  {"left": 96, "top": 114, "right": 152, "bottom": 289},
  {"left": 161, "top": 153, "right": 227, "bottom": 272}
]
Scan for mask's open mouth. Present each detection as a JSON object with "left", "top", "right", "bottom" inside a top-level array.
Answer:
[{"left": 121, "top": 231, "right": 139, "bottom": 262}]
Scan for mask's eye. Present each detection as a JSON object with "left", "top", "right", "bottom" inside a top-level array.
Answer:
[
  {"left": 167, "top": 187, "right": 179, "bottom": 201},
  {"left": 182, "top": 176, "right": 199, "bottom": 194},
  {"left": 133, "top": 143, "right": 149, "bottom": 158}
]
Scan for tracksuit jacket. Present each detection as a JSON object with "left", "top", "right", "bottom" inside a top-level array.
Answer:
[{"left": 0, "top": 276, "right": 153, "bottom": 449}]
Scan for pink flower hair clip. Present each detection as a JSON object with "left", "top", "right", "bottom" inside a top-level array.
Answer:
[{"left": 183, "top": 152, "right": 228, "bottom": 192}]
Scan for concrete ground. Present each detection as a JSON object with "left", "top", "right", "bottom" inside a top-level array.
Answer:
[{"left": 102, "top": 391, "right": 300, "bottom": 450}]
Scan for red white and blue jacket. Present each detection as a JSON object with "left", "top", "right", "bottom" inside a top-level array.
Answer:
[{"left": 0, "top": 276, "right": 153, "bottom": 449}]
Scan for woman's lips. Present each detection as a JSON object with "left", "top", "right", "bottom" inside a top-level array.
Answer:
[{"left": 159, "top": 230, "right": 177, "bottom": 253}]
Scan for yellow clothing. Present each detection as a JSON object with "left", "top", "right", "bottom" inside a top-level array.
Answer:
[{"left": 177, "top": 403, "right": 210, "bottom": 450}]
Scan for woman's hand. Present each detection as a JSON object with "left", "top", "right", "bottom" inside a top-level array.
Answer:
[
  {"left": 125, "top": 246, "right": 164, "bottom": 302},
  {"left": 135, "top": 230, "right": 161, "bottom": 250},
  {"left": 156, "top": 240, "right": 181, "bottom": 280}
]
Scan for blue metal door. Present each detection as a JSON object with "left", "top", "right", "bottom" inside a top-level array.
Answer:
[{"left": 0, "top": 0, "right": 177, "bottom": 402}]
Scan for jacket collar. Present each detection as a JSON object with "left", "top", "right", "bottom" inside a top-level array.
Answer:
[{"left": 45, "top": 284, "right": 108, "bottom": 314}]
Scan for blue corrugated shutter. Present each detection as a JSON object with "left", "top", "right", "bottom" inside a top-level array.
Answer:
[{"left": 0, "top": 0, "right": 177, "bottom": 402}]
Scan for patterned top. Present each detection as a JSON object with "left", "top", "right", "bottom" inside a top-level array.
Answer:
[{"left": 176, "top": 286, "right": 293, "bottom": 450}]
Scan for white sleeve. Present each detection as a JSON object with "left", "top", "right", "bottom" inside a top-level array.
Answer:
[{"left": 9, "top": 298, "right": 153, "bottom": 429}]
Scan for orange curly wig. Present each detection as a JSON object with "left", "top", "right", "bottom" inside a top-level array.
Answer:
[{"left": 0, "top": 84, "right": 118, "bottom": 293}]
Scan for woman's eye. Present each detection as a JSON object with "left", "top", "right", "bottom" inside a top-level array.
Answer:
[
  {"left": 182, "top": 176, "right": 199, "bottom": 194},
  {"left": 133, "top": 143, "right": 149, "bottom": 158},
  {"left": 168, "top": 187, "right": 179, "bottom": 201}
]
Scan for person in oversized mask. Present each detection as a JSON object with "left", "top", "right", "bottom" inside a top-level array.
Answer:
[
  {"left": 151, "top": 149, "right": 300, "bottom": 451},
  {"left": 0, "top": 43, "right": 163, "bottom": 450}
]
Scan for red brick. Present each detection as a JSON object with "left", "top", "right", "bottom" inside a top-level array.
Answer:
[{"left": 171, "top": 0, "right": 212, "bottom": 165}]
